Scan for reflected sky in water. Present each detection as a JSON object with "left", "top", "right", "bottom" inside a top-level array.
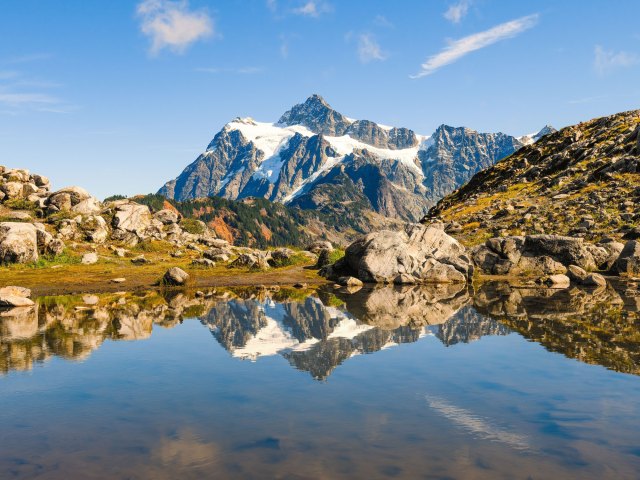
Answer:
[{"left": 0, "top": 283, "right": 639, "bottom": 479}]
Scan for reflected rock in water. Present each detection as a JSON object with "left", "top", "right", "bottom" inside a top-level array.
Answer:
[
  {"left": 332, "top": 283, "right": 470, "bottom": 329},
  {"left": 474, "top": 282, "right": 640, "bottom": 374},
  {"left": 201, "top": 285, "right": 492, "bottom": 380},
  {"left": 3, "top": 281, "right": 638, "bottom": 378},
  {"left": 0, "top": 291, "right": 222, "bottom": 375}
]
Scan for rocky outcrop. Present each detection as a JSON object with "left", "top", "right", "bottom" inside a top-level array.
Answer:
[
  {"left": 472, "top": 235, "right": 603, "bottom": 276},
  {"left": 322, "top": 224, "right": 472, "bottom": 284},
  {"left": 426, "top": 109, "right": 640, "bottom": 244}
]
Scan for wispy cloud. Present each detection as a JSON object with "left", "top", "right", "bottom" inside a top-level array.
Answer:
[
  {"left": 357, "top": 34, "right": 387, "bottom": 63},
  {"left": 411, "top": 14, "right": 539, "bottom": 79},
  {"left": 373, "top": 14, "right": 394, "bottom": 28},
  {"left": 195, "top": 66, "right": 264, "bottom": 74},
  {"left": 279, "top": 33, "right": 299, "bottom": 59},
  {"left": 136, "top": 0, "right": 214, "bottom": 55},
  {"left": 444, "top": 0, "right": 471, "bottom": 24},
  {"left": 0, "top": 64, "right": 73, "bottom": 114},
  {"left": 593, "top": 45, "right": 639, "bottom": 75},
  {"left": 0, "top": 93, "right": 58, "bottom": 106},
  {"left": 4, "top": 53, "right": 53, "bottom": 64},
  {"left": 292, "top": 1, "right": 332, "bottom": 17}
]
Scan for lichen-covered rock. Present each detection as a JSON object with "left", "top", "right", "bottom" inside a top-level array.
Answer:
[{"left": 0, "top": 222, "right": 38, "bottom": 264}]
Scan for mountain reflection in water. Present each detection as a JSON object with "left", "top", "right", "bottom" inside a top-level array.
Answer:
[{"left": 1, "top": 281, "right": 639, "bottom": 378}]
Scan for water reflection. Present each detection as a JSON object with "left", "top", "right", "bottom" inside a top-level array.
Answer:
[
  {"left": 475, "top": 282, "right": 640, "bottom": 375},
  {"left": 1, "top": 281, "right": 639, "bottom": 377}
]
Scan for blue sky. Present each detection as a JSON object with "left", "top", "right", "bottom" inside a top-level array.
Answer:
[{"left": 1, "top": 0, "right": 639, "bottom": 198}]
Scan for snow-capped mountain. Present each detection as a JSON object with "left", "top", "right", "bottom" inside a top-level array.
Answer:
[
  {"left": 159, "top": 95, "right": 551, "bottom": 223},
  {"left": 517, "top": 125, "right": 558, "bottom": 146}
]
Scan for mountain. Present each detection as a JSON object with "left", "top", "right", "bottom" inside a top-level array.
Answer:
[
  {"left": 425, "top": 109, "right": 640, "bottom": 245},
  {"left": 159, "top": 95, "right": 545, "bottom": 225},
  {"left": 517, "top": 125, "right": 557, "bottom": 146}
]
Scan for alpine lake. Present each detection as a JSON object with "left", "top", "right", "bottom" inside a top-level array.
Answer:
[{"left": 1, "top": 280, "right": 639, "bottom": 479}]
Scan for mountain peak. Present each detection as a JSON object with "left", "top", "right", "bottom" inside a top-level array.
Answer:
[{"left": 277, "top": 94, "right": 351, "bottom": 136}]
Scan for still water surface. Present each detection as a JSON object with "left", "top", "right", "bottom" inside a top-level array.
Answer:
[{"left": 1, "top": 282, "right": 639, "bottom": 479}]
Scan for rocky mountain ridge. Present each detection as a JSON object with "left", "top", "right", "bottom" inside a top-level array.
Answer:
[
  {"left": 425, "top": 109, "right": 640, "bottom": 245},
  {"left": 159, "top": 94, "right": 550, "bottom": 225}
]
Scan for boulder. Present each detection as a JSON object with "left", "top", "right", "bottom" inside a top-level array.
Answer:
[
  {"left": 48, "top": 192, "right": 72, "bottom": 211},
  {"left": 0, "top": 295, "right": 34, "bottom": 307},
  {"left": 268, "top": 247, "right": 295, "bottom": 266},
  {"left": 473, "top": 234, "right": 598, "bottom": 276},
  {"left": 154, "top": 209, "right": 181, "bottom": 225},
  {"left": 229, "top": 253, "right": 270, "bottom": 270},
  {"left": 81, "top": 215, "right": 109, "bottom": 244},
  {"left": 192, "top": 258, "right": 216, "bottom": 268},
  {"left": 0, "top": 182, "right": 26, "bottom": 199},
  {"left": 32, "top": 174, "right": 49, "bottom": 187},
  {"left": 598, "top": 240, "right": 625, "bottom": 271},
  {"left": 46, "top": 239, "right": 65, "bottom": 256},
  {"left": 81, "top": 252, "right": 98, "bottom": 265},
  {"left": 163, "top": 267, "right": 189, "bottom": 286},
  {"left": 584, "top": 273, "right": 607, "bottom": 287},
  {"left": 112, "top": 203, "right": 152, "bottom": 235},
  {"left": 71, "top": 197, "right": 102, "bottom": 215},
  {"left": 567, "top": 265, "right": 589, "bottom": 283},
  {"left": 0, "top": 286, "right": 31, "bottom": 298},
  {"left": 337, "top": 276, "right": 364, "bottom": 287},
  {"left": 524, "top": 235, "right": 596, "bottom": 270},
  {"left": 51, "top": 186, "right": 91, "bottom": 205},
  {"left": 333, "top": 224, "right": 472, "bottom": 284},
  {"left": 306, "top": 240, "right": 333, "bottom": 253},
  {"left": 0, "top": 222, "right": 38, "bottom": 264},
  {"left": 616, "top": 240, "right": 640, "bottom": 277}
]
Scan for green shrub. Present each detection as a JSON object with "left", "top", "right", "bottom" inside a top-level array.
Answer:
[
  {"left": 3, "top": 198, "right": 37, "bottom": 210},
  {"left": 104, "top": 194, "right": 127, "bottom": 202},
  {"left": 327, "top": 248, "right": 345, "bottom": 264},
  {"left": 180, "top": 218, "right": 205, "bottom": 235}
]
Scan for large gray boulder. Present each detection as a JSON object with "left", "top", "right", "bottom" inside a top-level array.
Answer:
[
  {"left": 328, "top": 224, "right": 472, "bottom": 284},
  {"left": 616, "top": 240, "right": 640, "bottom": 277},
  {"left": 112, "top": 203, "right": 153, "bottom": 235},
  {"left": 0, "top": 222, "right": 38, "bottom": 264}
]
